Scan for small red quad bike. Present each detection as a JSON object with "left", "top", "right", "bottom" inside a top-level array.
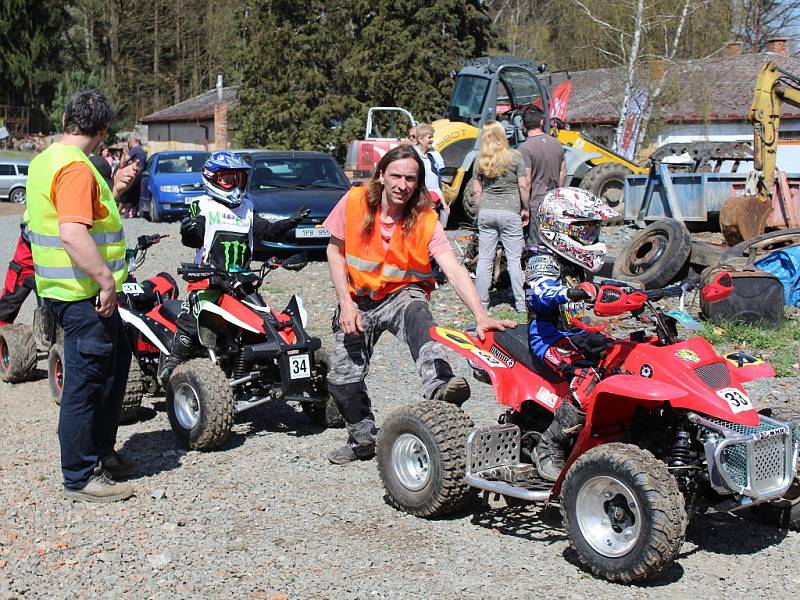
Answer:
[
  {"left": 376, "top": 272, "right": 800, "bottom": 583},
  {"left": 44, "top": 234, "right": 179, "bottom": 422},
  {"left": 150, "top": 257, "right": 342, "bottom": 450}
]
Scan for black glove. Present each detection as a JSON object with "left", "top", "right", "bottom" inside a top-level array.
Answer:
[
  {"left": 566, "top": 288, "right": 591, "bottom": 301},
  {"left": 179, "top": 215, "right": 205, "bottom": 248}
]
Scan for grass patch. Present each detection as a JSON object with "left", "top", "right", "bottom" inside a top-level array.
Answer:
[{"left": 699, "top": 313, "right": 800, "bottom": 377}]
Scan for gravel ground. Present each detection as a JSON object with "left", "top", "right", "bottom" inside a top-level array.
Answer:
[{"left": 0, "top": 214, "right": 798, "bottom": 599}]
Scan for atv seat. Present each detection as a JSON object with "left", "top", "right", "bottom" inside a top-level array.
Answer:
[
  {"left": 158, "top": 299, "right": 183, "bottom": 324},
  {"left": 492, "top": 327, "right": 564, "bottom": 384}
]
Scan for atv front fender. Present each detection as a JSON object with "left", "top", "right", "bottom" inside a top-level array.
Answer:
[{"left": 592, "top": 374, "right": 689, "bottom": 404}]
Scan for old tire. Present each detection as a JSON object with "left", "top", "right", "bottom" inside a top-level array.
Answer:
[
  {"left": 612, "top": 218, "right": 691, "bottom": 289},
  {"left": 561, "top": 443, "right": 687, "bottom": 583},
  {"left": 461, "top": 176, "right": 479, "bottom": 224},
  {"left": 48, "top": 342, "right": 65, "bottom": 405},
  {"left": 119, "top": 359, "right": 145, "bottom": 424},
  {"left": 719, "top": 227, "right": 800, "bottom": 270},
  {"left": 300, "top": 349, "right": 344, "bottom": 428},
  {"left": 377, "top": 401, "right": 477, "bottom": 518},
  {"left": 0, "top": 325, "right": 37, "bottom": 383},
  {"left": 166, "top": 358, "right": 234, "bottom": 450},
  {"left": 579, "top": 163, "right": 632, "bottom": 212}
]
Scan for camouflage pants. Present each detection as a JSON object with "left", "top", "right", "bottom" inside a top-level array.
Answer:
[{"left": 327, "top": 285, "right": 455, "bottom": 450}]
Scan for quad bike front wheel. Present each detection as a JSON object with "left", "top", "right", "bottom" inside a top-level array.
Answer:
[
  {"left": 560, "top": 443, "right": 687, "bottom": 583},
  {"left": 0, "top": 325, "right": 37, "bottom": 383},
  {"left": 300, "top": 350, "right": 344, "bottom": 428},
  {"left": 48, "top": 342, "right": 65, "bottom": 405},
  {"left": 377, "top": 401, "right": 476, "bottom": 518},
  {"left": 166, "top": 358, "right": 234, "bottom": 450}
]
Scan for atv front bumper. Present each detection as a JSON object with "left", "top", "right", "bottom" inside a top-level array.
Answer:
[{"left": 689, "top": 412, "right": 799, "bottom": 503}]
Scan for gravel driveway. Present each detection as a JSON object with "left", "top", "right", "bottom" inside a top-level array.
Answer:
[{"left": 0, "top": 214, "right": 798, "bottom": 599}]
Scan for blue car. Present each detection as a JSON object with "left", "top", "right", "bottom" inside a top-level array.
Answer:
[
  {"left": 139, "top": 151, "right": 210, "bottom": 222},
  {"left": 245, "top": 151, "right": 351, "bottom": 256}
]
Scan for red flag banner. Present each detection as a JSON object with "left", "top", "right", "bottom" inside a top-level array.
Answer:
[{"left": 549, "top": 81, "right": 573, "bottom": 123}]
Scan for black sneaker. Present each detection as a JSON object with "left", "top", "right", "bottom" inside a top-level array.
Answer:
[
  {"left": 326, "top": 445, "right": 375, "bottom": 465},
  {"left": 95, "top": 450, "right": 136, "bottom": 479},
  {"left": 64, "top": 473, "right": 134, "bottom": 503},
  {"left": 432, "top": 376, "right": 471, "bottom": 406}
]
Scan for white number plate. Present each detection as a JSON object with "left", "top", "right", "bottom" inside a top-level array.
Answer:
[
  {"left": 122, "top": 282, "right": 144, "bottom": 295},
  {"left": 717, "top": 387, "right": 753, "bottom": 414},
  {"left": 295, "top": 227, "right": 330, "bottom": 239},
  {"left": 288, "top": 354, "right": 311, "bottom": 379},
  {"left": 184, "top": 197, "right": 193, "bottom": 204}
]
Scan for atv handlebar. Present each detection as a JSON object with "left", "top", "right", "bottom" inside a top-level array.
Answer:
[
  {"left": 593, "top": 271, "right": 729, "bottom": 318},
  {"left": 177, "top": 252, "right": 309, "bottom": 290}
]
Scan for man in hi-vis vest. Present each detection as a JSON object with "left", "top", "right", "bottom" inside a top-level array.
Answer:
[
  {"left": 323, "top": 145, "right": 516, "bottom": 464},
  {"left": 26, "top": 89, "right": 139, "bottom": 503}
]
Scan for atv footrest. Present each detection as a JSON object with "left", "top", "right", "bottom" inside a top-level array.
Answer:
[
  {"left": 466, "top": 424, "right": 534, "bottom": 481},
  {"left": 465, "top": 424, "right": 553, "bottom": 501}
]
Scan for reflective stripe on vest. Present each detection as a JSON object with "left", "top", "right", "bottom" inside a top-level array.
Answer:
[
  {"left": 28, "top": 230, "right": 125, "bottom": 248},
  {"left": 26, "top": 143, "right": 127, "bottom": 301},
  {"left": 343, "top": 186, "right": 437, "bottom": 301}
]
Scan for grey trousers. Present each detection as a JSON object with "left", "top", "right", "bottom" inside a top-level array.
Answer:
[
  {"left": 326, "top": 285, "right": 455, "bottom": 450},
  {"left": 475, "top": 208, "right": 525, "bottom": 312}
]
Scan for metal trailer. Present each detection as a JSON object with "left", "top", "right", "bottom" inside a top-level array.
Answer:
[{"left": 624, "top": 162, "right": 800, "bottom": 230}]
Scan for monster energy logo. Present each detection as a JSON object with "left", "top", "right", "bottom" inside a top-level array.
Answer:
[{"left": 221, "top": 240, "right": 248, "bottom": 270}]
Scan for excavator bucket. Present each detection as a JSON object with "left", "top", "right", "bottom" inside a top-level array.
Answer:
[{"left": 719, "top": 194, "right": 774, "bottom": 246}]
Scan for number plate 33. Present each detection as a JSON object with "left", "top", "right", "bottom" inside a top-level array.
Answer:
[{"left": 717, "top": 387, "right": 752, "bottom": 414}]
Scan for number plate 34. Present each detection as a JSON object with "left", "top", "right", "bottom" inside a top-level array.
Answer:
[
  {"left": 717, "top": 387, "right": 752, "bottom": 414},
  {"left": 288, "top": 354, "right": 311, "bottom": 380}
]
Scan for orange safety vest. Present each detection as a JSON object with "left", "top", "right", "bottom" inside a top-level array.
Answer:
[{"left": 344, "top": 187, "right": 438, "bottom": 301}]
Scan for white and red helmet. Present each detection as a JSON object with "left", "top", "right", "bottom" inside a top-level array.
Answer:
[{"left": 536, "top": 187, "right": 619, "bottom": 272}]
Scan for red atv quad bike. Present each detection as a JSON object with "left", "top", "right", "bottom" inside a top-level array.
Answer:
[
  {"left": 146, "top": 256, "right": 343, "bottom": 451},
  {"left": 42, "top": 234, "right": 179, "bottom": 423},
  {"left": 376, "top": 272, "right": 800, "bottom": 583}
]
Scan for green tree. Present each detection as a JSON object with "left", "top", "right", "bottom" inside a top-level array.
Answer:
[
  {"left": 0, "top": 0, "right": 73, "bottom": 131},
  {"left": 234, "top": 0, "right": 494, "bottom": 158}
]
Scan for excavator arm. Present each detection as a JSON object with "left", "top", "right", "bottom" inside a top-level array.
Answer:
[{"left": 720, "top": 61, "right": 800, "bottom": 244}]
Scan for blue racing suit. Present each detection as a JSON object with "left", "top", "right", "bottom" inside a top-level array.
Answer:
[{"left": 525, "top": 248, "right": 611, "bottom": 378}]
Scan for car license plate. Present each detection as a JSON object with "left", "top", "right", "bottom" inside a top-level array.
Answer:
[
  {"left": 184, "top": 197, "right": 193, "bottom": 204},
  {"left": 295, "top": 226, "right": 330, "bottom": 239},
  {"left": 288, "top": 354, "right": 311, "bottom": 379}
]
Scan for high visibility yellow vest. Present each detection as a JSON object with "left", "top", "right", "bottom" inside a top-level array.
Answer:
[{"left": 26, "top": 143, "right": 127, "bottom": 301}]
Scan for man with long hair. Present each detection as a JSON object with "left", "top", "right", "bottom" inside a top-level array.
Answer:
[{"left": 323, "top": 145, "right": 515, "bottom": 464}]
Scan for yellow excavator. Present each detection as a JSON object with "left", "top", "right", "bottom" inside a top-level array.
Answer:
[{"left": 720, "top": 61, "right": 800, "bottom": 244}]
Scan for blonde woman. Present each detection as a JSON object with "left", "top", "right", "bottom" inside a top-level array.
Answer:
[{"left": 472, "top": 121, "right": 531, "bottom": 312}]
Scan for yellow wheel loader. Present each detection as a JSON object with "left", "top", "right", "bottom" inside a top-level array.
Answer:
[{"left": 344, "top": 56, "right": 646, "bottom": 224}]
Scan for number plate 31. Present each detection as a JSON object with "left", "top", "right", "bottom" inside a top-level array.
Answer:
[{"left": 717, "top": 387, "right": 752, "bottom": 414}]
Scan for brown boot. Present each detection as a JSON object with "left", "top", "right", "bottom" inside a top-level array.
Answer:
[{"left": 64, "top": 473, "right": 134, "bottom": 503}]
